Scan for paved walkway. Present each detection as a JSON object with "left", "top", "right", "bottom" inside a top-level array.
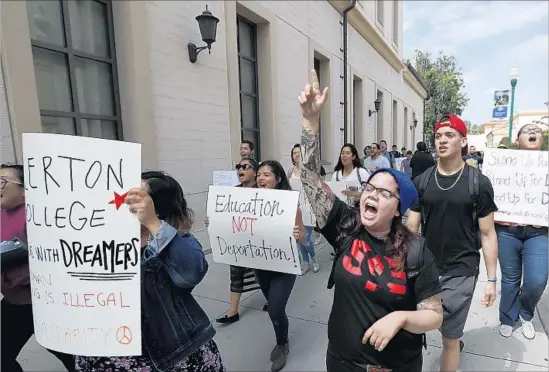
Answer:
[{"left": 17, "top": 241, "right": 549, "bottom": 371}]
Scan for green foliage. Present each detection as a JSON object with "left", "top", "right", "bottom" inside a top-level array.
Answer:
[
  {"left": 405, "top": 51, "right": 470, "bottom": 142},
  {"left": 464, "top": 120, "right": 484, "bottom": 135}
]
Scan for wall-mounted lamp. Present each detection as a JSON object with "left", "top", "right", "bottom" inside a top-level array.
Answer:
[
  {"left": 368, "top": 99, "right": 382, "bottom": 117},
  {"left": 188, "top": 5, "right": 219, "bottom": 63},
  {"left": 413, "top": 118, "right": 418, "bottom": 128}
]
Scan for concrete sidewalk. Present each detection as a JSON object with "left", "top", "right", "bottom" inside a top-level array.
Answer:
[{"left": 17, "top": 242, "right": 549, "bottom": 371}]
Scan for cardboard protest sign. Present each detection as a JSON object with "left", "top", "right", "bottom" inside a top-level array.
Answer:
[
  {"left": 483, "top": 148, "right": 548, "bottom": 226},
  {"left": 326, "top": 181, "right": 362, "bottom": 207},
  {"left": 213, "top": 171, "right": 239, "bottom": 186},
  {"left": 289, "top": 178, "right": 316, "bottom": 227},
  {"left": 395, "top": 157, "right": 406, "bottom": 171},
  {"left": 206, "top": 186, "right": 301, "bottom": 275},
  {"left": 23, "top": 133, "right": 142, "bottom": 356}
]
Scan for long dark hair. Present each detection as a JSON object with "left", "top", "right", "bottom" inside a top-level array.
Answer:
[
  {"left": 334, "top": 143, "right": 362, "bottom": 172},
  {"left": 141, "top": 171, "right": 194, "bottom": 230},
  {"left": 290, "top": 144, "right": 301, "bottom": 166},
  {"left": 257, "top": 160, "right": 292, "bottom": 191},
  {"left": 337, "top": 198, "right": 416, "bottom": 271}
]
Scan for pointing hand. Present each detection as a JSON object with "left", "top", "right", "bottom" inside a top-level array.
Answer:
[{"left": 298, "top": 69, "right": 329, "bottom": 124}]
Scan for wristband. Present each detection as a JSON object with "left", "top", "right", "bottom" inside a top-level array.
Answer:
[{"left": 487, "top": 277, "right": 497, "bottom": 283}]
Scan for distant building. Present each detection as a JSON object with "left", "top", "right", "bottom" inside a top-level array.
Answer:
[
  {"left": 484, "top": 110, "right": 548, "bottom": 147},
  {"left": 1, "top": 0, "right": 428, "bottom": 247}
]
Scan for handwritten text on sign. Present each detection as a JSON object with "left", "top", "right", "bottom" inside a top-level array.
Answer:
[
  {"left": 23, "top": 133, "right": 142, "bottom": 356},
  {"left": 206, "top": 186, "right": 301, "bottom": 275},
  {"left": 289, "top": 179, "right": 316, "bottom": 227},
  {"left": 213, "top": 171, "right": 239, "bottom": 187},
  {"left": 483, "top": 148, "right": 548, "bottom": 226}
]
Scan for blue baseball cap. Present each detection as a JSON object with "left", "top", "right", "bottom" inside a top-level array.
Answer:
[{"left": 367, "top": 168, "right": 418, "bottom": 215}]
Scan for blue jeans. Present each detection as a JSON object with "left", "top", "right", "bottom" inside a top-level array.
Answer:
[
  {"left": 298, "top": 226, "right": 315, "bottom": 264},
  {"left": 497, "top": 224, "right": 549, "bottom": 326}
]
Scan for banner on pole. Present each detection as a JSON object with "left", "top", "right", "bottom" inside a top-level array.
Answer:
[
  {"left": 492, "top": 90, "right": 510, "bottom": 120},
  {"left": 23, "top": 133, "right": 142, "bottom": 356}
]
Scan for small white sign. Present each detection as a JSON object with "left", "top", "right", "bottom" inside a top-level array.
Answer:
[
  {"left": 206, "top": 186, "right": 301, "bottom": 275},
  {"left": 213, "top": 171, "right": 239, "bottom": 187},
  {"left": 326, "top": 181, "right": 362, "bottom": 207},
  {"left": 23, "top": 133, "right": 142, "bottom": 356},
  {"left": 483, "top": 148, "right": 548, "bottom": 226},
  {"left": 289, "top": 178, "right": 316, "bottom": 227},
  {"left": 395, "top": 157, "right": 406, "bottom": 171}
]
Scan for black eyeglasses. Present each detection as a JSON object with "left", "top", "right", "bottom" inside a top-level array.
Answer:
[
  {"left": 519, "top": 127, "right": 542, "bottom": 136},
  {"left": 235, "top": 164, "right": 253, "bottom": 171},
  {"left": 364, "top": 183, "right": 399, "bottom": 200},
  {"left": 0, "top": 176, "right": 23, "bottom": 189}
]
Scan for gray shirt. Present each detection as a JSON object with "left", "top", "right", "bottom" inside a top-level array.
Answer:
[{"left": 363, "top": 156, "right": 390, "bottom": 171}]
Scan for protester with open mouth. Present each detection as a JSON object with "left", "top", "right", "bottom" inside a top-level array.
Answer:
[
  {"left": 298, "top": 70, "right": 443, "bottom": 372},
  {"left": 496, "top": 123, "right": 548, "bottom": 340},
  {"left": 331, "top": 143, "right": 370, "bottom": 201},
  {"left": 205, "top": 158, "right": 263, "bottom": 325},
  {"left": 255, "top": 159, "right": 306, "bottom": 372}
]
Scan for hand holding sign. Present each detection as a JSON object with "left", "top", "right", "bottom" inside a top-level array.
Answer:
[{"left": 125, "top": 187, "right": 159, "bottom": 231}]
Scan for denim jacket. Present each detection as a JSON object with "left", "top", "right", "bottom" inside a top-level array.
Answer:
[{"left": 140, "top": 221, "right": 215, "bottom": 371}]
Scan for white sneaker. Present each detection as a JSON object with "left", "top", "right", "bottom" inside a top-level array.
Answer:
[
  {"left": 311, "top": 257, "right": 320, "bottom": 273},
  {"left": 314, "top": 235, "right": 322, "bottom": 245},
  {"left": 499, "top": 324, "right": 513, "bottom": 338},
  {"left": 300, "top": 264, "right": 310, "bottom": 276},
  {"left": 520, "top": 317, "right": 536, "bottom": 340}
]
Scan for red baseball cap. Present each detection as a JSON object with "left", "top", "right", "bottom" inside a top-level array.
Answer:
[{"left": 435, "top": 115, "right": 467, "bottom": 137}]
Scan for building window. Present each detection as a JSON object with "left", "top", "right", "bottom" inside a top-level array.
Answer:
[
  {"left": 404, "top": 106, "right": 409, "bottom": 148},
  {"left": 26, "top": 0, "right": 122, "bottom": 139},
  {"left": 352, "top": 76, "right": 363, "bottom": 145},
  {"left": 376, "top": 0, "right": 384, "bottom": 26},
  {"left": 392, "top": 100, "right": 398, "bottom": 147},
  {"left": 237, "top": 16, "right": 260, "bottom": 160},
  {"left": 392, "top": 0, "right": 399, "bottom": 45}
]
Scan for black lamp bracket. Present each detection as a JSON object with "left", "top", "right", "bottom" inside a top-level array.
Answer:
[
  {"left": 188, "top": 43, "right": 209, "bottom": 63},
  {"left": 368, "top": 109, "right": 377, "bottom": 117}
]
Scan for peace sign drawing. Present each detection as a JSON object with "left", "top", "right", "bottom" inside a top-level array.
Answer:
[{"left": 116, "top": 326, "right": 133, "bottom": 345}]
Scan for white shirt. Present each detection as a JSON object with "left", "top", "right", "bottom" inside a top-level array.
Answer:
[{"left": 331, "top": 167, "right": 370, "bottom": 184}]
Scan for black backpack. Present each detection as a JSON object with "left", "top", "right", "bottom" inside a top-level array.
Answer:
[{"left": 417, "top": 165, "right": 481, "bottom": 249}]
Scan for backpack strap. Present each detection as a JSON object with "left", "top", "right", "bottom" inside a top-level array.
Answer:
[
  {"left": 417, "top": 166, "right": 436, "bottom": 234},
  {"left": 357, "top": 167, "right": 363, "bottom": 185},
  {"left": 405, "top": 237, "right": 428, "bottom": 349},
  {"left": 468, "top": 166, "right": 481, "bottom": 249},
  {"left": 327, "top": 230, "right": 359, "bottom": 289}
]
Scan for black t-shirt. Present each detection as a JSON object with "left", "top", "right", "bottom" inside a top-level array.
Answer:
[
  {"left": 410, "top": 165, "right": 498, "bottom": 276},
  {"left": 321, "top": 199, "right": 441, "bottom": 370},
  {"left": 410, "top": 152, "right": 436, "bottom": 179}
]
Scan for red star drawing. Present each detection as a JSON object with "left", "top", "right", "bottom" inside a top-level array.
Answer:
[{"left": 109, "top": 192, "right": 128, "bottom": 210}]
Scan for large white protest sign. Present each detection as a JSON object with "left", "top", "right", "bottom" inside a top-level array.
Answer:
[
  {"left": 206, "top": 186, "right": 301, "bottom": 275},
  {"left": 289, "top": 178, "right": 316, "bottom": 227},
  {"left": 483, "top": 148, "right": 548, "bottom": 226},
  {"left": 213, "top": 171, "right": 239, "bottom": 186},
  {"left": 23, "top": 133, "right": 142, "bottom": 356}
]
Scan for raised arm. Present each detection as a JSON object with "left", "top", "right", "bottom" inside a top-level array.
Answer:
[{"left": 298, "top": 70, "right": 335, "bottom": 229}]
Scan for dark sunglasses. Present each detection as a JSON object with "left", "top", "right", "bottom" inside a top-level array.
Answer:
[{"left": 235, "top": 164, "right": 253, "bottom": 171}]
